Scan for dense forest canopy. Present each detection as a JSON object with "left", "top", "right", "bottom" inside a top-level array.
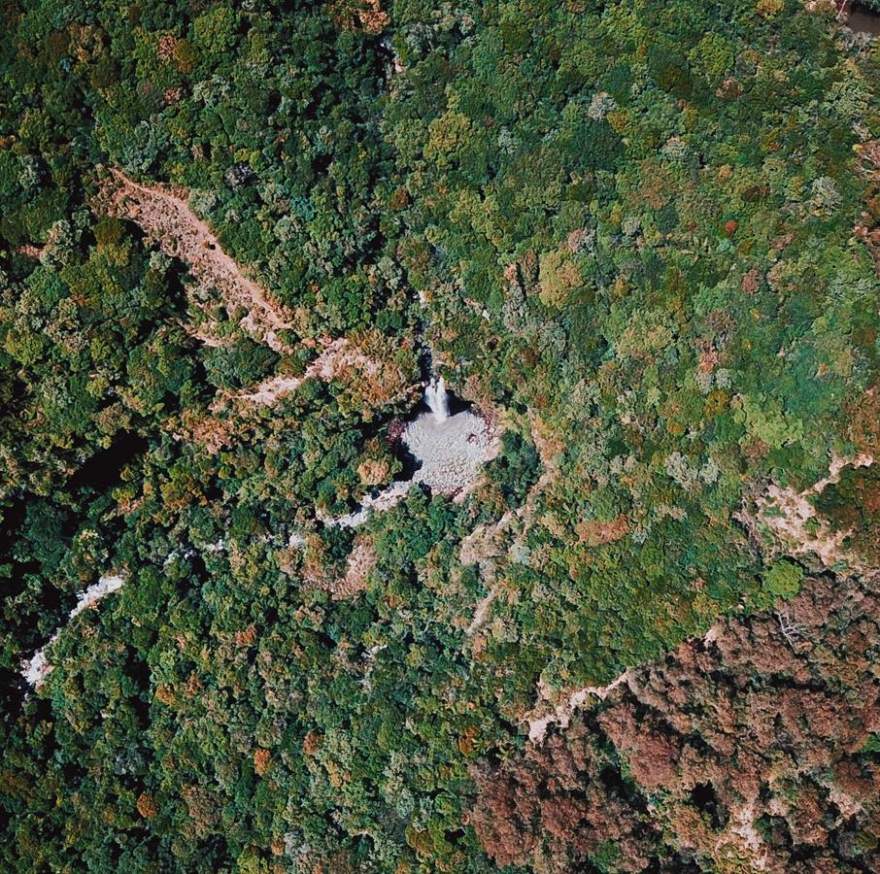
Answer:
[{"left": 3, "top": 0, "right": 880, "bottom": 871}]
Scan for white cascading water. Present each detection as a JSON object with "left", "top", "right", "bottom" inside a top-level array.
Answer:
[
  {"left": 321, "top": 372, "right": 499, "bottom": 528},
  {"left": 425, "top": 376, "right": 450, "bottom": 423}
]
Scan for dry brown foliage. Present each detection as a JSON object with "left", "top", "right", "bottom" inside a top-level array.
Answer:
[
  {"left": 253, "top": 748, "right": 271, "bottom": 776},
  {"left": 575, "top": 514, "right": 630, "bottom": 547},
  {"left": 356, "top": 455, "right": 392, "bottom": 487},
  {"left": 136, "top": 792, "right": 158, "bottom": 819},
  {"left": 474, "top": 572, "right": 880, "bottom": 872},
  {"left": 848, "top": 387, "right": 880, "bottom": 456},
  {"left": 172, "top": 410, "right": 237, "bottom": 455},
  {"left": 15, "top": 244, "right": 43, "bottom": 260},
  {"left": 299, "top": 535, "right": 377, "bottom": 601},
  {"left": 854, "top": 140, "right": 880, "bottom": 274},
  {"left": 331, "top": 0, "right": 389, "bottom": 34}
]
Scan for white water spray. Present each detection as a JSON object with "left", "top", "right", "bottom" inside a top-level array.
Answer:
[
  {"left": 324, "top": 373, "right": 500, "bottom": 528},
  {"left": 425, "top": 376, "right": 450, "bottom": 423}
]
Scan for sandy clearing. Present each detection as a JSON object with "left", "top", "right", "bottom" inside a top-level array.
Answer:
[
  {"left": 329, "top": 537, "right": 378, "bottom": 600},
  {"left": 320, "top": 480, "right": 412, "bottom": 529},
  {"left": 725, "top": 801, "right": 770, "bottom": 871},
  {"left": 809, "top": 451, "right": 873, "bottom": 494},
  {"left": 320, "top": 401, "right": 501, "bottom": 530},
  {"left": 232, "top": 374, "right": 307, "bottom": 407},
  {"left": 96, "top": 167, "right": 293, "bottom": 353},
  {"left": 221, "top": 333, "right": 417, "bottom": 416},
  {"left": 466, "top": 585, "right": 501, "bottom": 636},
  {"left": 404, "top": 407, "right": 501, "bottom": 497},
  {"left": 457, "top": 453, "right": 558, "bottom": 635}
]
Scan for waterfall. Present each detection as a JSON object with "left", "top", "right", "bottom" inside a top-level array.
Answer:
[{"left": 425, "top": 376, "right": 450, "bottom": 423}]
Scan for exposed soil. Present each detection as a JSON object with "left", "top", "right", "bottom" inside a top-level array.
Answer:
[
  {"left": 741, "top": 454, "right": 874, "bottom": 571},
  {"left": 329, "top": 537, "right": 377, "bottom": 600},
  {"left": 523, "top": 670, "right": 635, "bottom": 745},
  {"left": 95, "top": 168, "right": 294, "bottom": 353},
  {"left": 230, "top": 338, "right": 377, "bottom": 406},
  {"left": 457, "top": 416, "right": 564, "bottom": 641},
  {"left": 212, "top": 334, "right": 417, "bottom": 426},
  {"left": 403, "top": 407, "right": 501, "bottom": 497}
]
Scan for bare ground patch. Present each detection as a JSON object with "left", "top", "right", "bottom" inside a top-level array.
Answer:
[
  {"left": 95, "top": 167, "right": 294, "bottom": 352},
  {"left": 739, "top": 453, "right": 874, "bottom": 570},
  {"left": 523, "top": 669, "right": 635, "bottom": 744},
  {"left": 215, "top": 332, "right": 418, "bottom": 414}
]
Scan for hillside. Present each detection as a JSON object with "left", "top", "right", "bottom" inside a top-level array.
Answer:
[{"left": 3, "top": 1, "right": 880, "bottom": 872}]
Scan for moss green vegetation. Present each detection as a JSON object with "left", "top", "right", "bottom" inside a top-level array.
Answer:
[{"left": 2, "top": 0, "right": 880, "bottom": 871}]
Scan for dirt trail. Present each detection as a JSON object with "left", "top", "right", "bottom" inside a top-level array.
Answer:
[
  {"left": 96, "top": 168, "right": 293, "bottom": 353},
  {"left": 229, "top": 338, "right": 378, "bottom": 406},
  {"left": 524, "top": 670, "right": 635, "bottom": 744},
  {"left": 213, "top": 335, "right": 410, "bottom": 414}
]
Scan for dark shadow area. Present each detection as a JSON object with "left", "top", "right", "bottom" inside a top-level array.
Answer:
[
  {"left": 125, "top": 647, "right": 152, "bottom": 728},
  {"left": 0, "top": 499, "right": 36, "bottom": 599},
  {"left": 848, "top": 2, "right": 880, "bottom": 34},
  {"left": 0, "top": 498, "right": 27, "bottom": 557},
  {"left": 690, "top": 781, "right": 728, "bottom": 830},
  {"left": 69, "top": 433, "right": 149, "bottom": 493},
  {"left": 0, "top": 666, "right": 26, "bottom": 723}
]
